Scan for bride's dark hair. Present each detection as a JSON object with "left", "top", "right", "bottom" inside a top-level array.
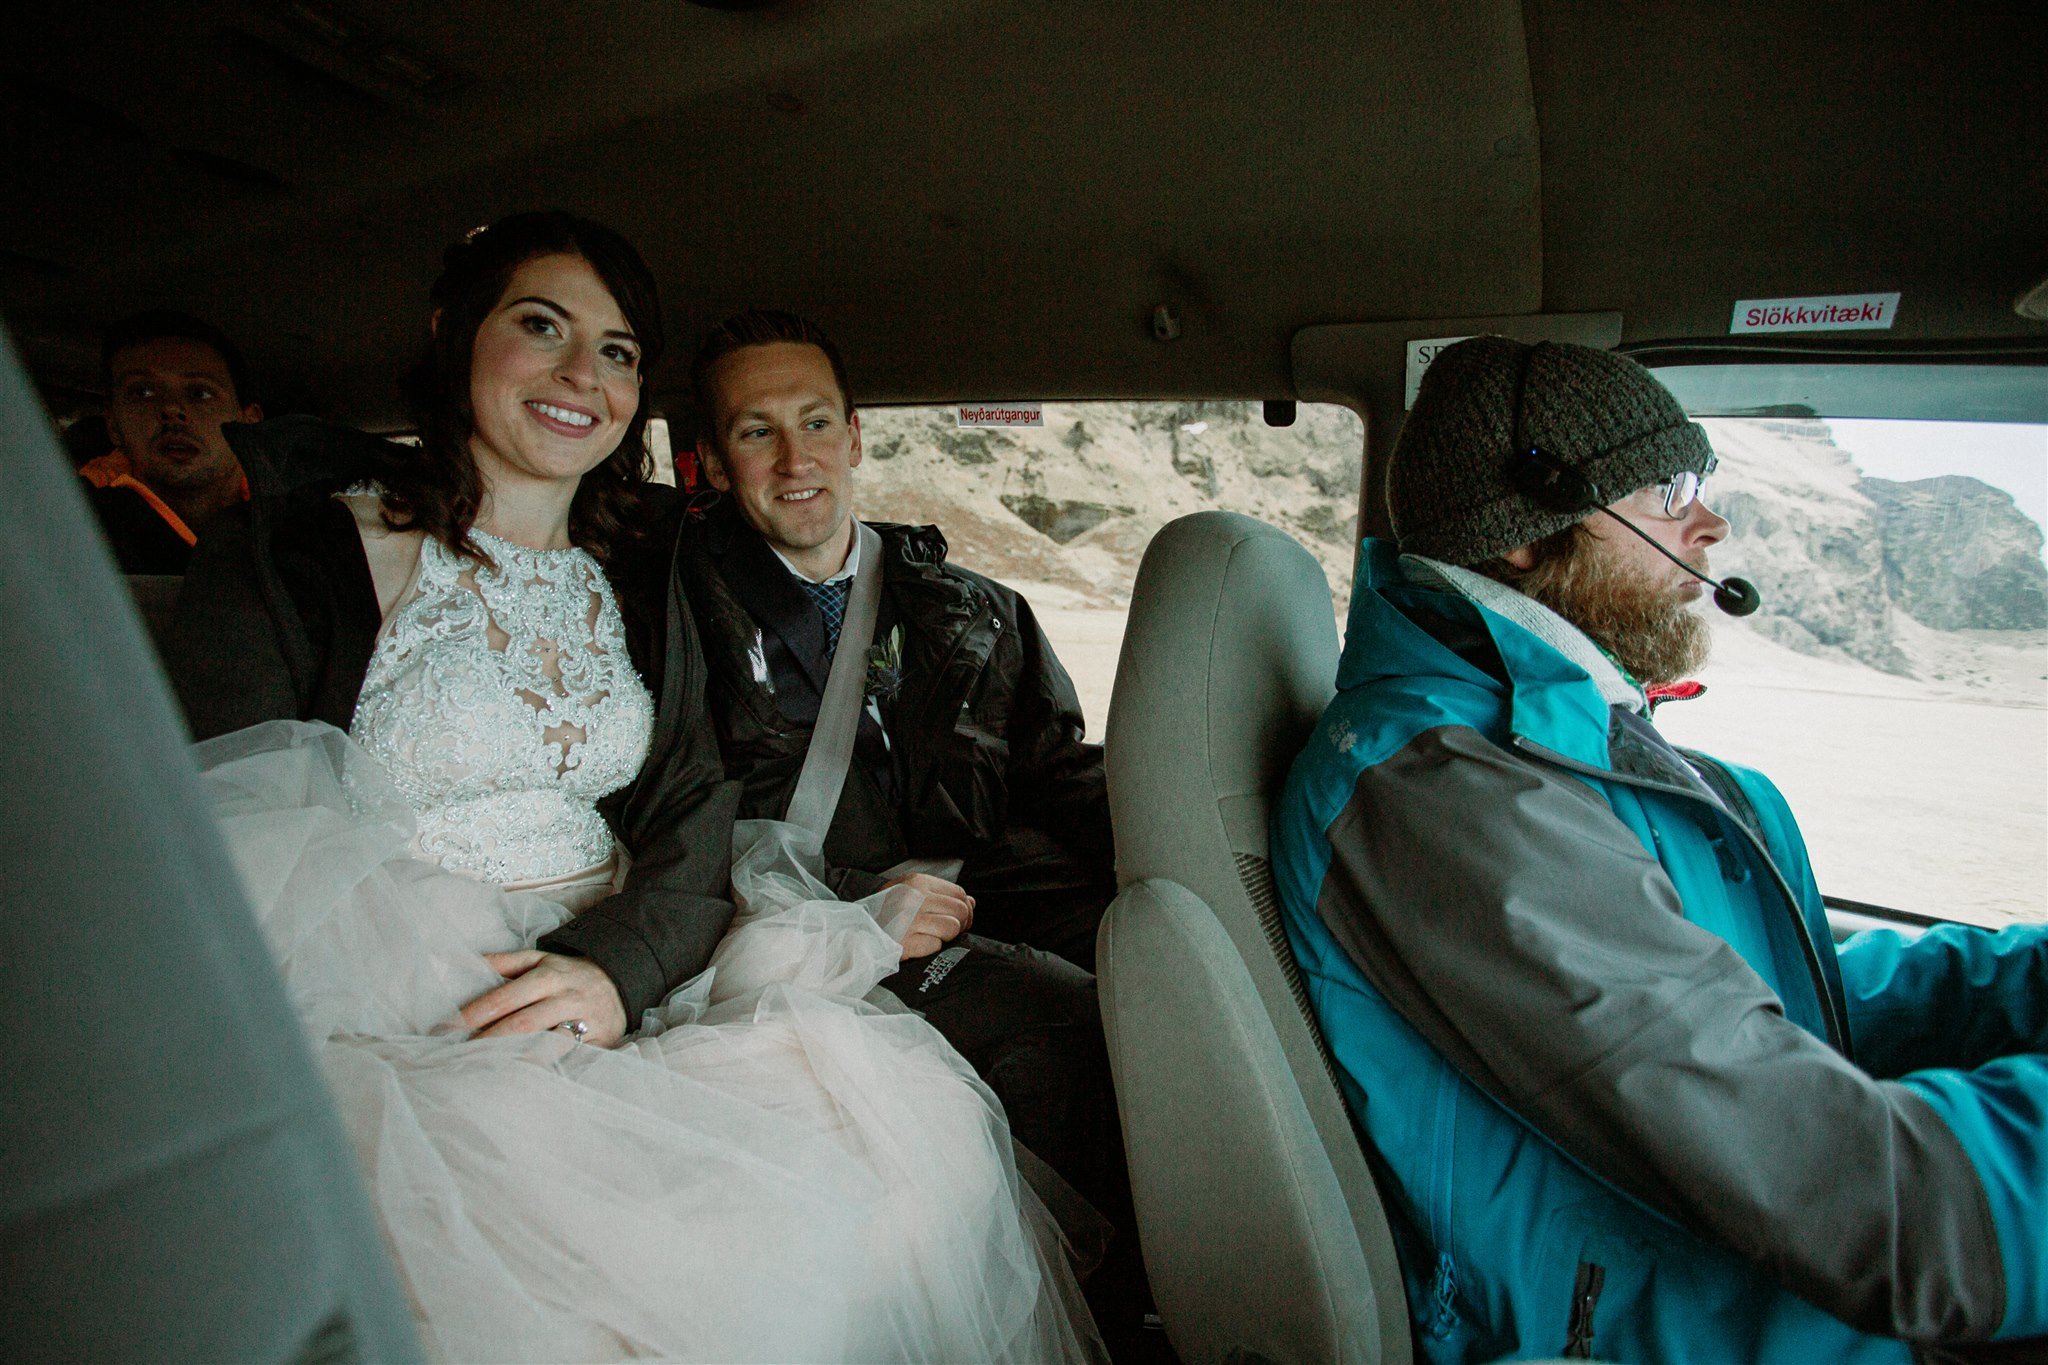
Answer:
[{"left": 381, "top": 210, "right": 664, "bottom": 564}]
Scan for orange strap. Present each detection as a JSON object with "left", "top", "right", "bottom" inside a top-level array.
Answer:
[{"left": 79, "top": 451, "right": 247, "bottom": 547}]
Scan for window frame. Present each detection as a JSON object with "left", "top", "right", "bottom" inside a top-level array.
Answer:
[{"left": 1638, "top": 348, "right": 2048, "bottom": 935}]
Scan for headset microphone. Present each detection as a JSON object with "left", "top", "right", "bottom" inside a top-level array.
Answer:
[
  {"left": 1712, "top": 575, "right": 1761, "bottom": 617},
  {"left": 1591, "top": 505, "right": 1761, "bottom": 617}
]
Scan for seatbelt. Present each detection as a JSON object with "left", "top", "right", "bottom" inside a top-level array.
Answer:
[
  {"left": 781, "top": 521, "right": 964, "bottom": 886},
  {"left": 783, "top": 521, "right": 885, "bottom": 839}
]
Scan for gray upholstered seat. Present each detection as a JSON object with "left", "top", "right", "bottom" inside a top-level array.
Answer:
[
  {"left": 1099, "top": 510, "right": 1410, "bottom": 1365},
  {"left": 2, "top": 327, "right": 419, "bottom": 1361}
]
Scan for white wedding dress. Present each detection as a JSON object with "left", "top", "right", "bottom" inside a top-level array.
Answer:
[{"left": 196, "top": 526, "right": 1102, "bottom": 1362}]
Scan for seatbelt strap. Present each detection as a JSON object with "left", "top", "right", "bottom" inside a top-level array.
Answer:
[
  {"left": 880, "top": 854, "right": 965, "bottom": 882},
  {"left": 784, "top": 521, "right": 885, "bottom": 838}
]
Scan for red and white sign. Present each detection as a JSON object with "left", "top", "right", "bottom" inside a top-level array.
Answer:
[
  {"left": 1729, "top": 292, "right": 1900, "bottom": 334},
  {"left": 957, "top": 403, "right": 1043, "bottom": 428}
]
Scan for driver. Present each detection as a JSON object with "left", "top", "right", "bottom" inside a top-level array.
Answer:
[{"left": 1272, "top": 336, "right": 2047, "bottom": 1363}]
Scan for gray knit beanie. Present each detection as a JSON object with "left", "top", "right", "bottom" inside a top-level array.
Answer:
[{"left": 1386, "top": 336, "right": 1714, "bottom": 566}]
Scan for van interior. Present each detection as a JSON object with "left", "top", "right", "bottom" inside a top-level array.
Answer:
[{"left": 7, "top": 2, "right": 2044, "bottom": 1361}]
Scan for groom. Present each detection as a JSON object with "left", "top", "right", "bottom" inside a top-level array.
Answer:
[{"left": 676, "top": 309, "right": 1142, "bottom": 1308}]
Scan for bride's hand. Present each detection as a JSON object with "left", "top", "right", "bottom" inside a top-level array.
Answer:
[{"left": 461, "top": 951, "right": 629, "bottom": 1046}]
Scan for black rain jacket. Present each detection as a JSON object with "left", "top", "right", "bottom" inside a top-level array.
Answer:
[{"left": 678, "top": 502, "right": 1114, "bottom": 916}]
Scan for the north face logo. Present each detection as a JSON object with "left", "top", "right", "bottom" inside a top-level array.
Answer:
[{"left": 917, "top": 945, "right": 970, "bottom": 994}]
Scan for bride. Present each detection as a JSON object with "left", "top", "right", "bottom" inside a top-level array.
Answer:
[{"left": 165, "top": 211, "right": 1101, "bottom": 1362}]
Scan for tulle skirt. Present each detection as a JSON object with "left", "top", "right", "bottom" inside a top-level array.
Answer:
[{"left": 197, "top": 721, "right": 1102, "bottom": 1363}]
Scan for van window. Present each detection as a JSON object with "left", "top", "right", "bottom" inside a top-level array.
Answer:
[
  {"left": 858, "top": 401, "right": 1364, "bottom": 730},
  {"left": 647, "top": 417, "right": 677, "bottom": 486},
  {"left": 1650, "top": 414, "right": 2048, "bottom": 929}
]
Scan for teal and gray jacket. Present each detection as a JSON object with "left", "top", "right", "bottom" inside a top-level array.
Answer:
[{"left": 1271, "top": 538, "right": 2047, "bottom": 1362}]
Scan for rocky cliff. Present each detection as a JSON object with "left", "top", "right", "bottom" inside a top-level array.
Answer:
[
  {"left": 852, "top": 403, "right": 2044, "bottom": 690},
  {"left": 859, "top": 400, "right": 1364, "bottom": 612},
  {"left": 1699, "top": 419, "right": 1909, "bottom": 672},
  {"left": 1702, "top": 418, "right": 2047, "bottom": 675},
  {"left": 1862, "top": 474, "right": 2048, "bottom": 632}
]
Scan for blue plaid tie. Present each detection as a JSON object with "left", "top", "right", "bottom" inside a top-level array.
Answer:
[{"left": 797, "top": 577, "right": 851, "bottom": 657}]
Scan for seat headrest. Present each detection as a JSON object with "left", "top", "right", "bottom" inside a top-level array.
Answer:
[{"left": 1107, "top": 511, "right": 1340, "bottom": 875}]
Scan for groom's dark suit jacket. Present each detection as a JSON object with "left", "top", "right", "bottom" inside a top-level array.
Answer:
[
  {"left": 678, "top": 501, "right": 1116, "bottom": 968},
  {"left": 697, "top": 506, "right": 902, "bottom": 835}
]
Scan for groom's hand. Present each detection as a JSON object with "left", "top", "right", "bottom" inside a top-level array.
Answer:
[
  {"left": 885, "top": 873, "right": 974, "bottom": 960},
  {"left": 461, "top": 951, "right": 628, "bottom": 1047}
]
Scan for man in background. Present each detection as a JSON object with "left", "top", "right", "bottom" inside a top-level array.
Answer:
[{"left": 82, "top": 309, "right": 260, "bottom": 572}]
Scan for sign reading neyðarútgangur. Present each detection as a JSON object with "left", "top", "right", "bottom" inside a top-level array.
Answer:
[{"left": 957, "top": 403, "right": 1043, "bottom": 427}]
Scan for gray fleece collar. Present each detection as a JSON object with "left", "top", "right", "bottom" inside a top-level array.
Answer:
[{"left": 1399, "top": 554, "right": 1646, "bottom": 713}]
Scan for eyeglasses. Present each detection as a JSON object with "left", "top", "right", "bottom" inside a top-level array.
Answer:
[{"left": 1654, "top": 455, "right": 1717, "bottom": 518}]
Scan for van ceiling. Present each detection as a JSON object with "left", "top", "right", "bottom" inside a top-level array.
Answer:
[{"left": 6, "top": 0, "right": 2045, "bottom": 424}]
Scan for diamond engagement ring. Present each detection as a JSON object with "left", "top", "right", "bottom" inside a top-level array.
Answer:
[{"left": 553, "top": 1018, "right": 590, "bottom": 1044}]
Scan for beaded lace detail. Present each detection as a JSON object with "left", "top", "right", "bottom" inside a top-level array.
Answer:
[{"left": 350, "top": 526, "right": 653, "bottom": 884}]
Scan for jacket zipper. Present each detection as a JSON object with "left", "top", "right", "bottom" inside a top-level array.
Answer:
[
  {"left": 1562, "top": 1260, "right": 1604, "bottom": 1358},
  {"left": 922, "top": 600, "right": 998, "bottom": 718},
  {"left": 907, "top": 597, "right": 1000, "bottom": 804},
  {"left": 1511, "top": 734, "right": 1848, "bottom": 1053},
  {"left": 1423, "top": 1071, "right": 1461, "bottom": 1339}
]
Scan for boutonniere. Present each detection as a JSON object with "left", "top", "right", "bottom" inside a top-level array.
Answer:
[{"left": 865, "top": 624, "right": 905, "bottom": 705}]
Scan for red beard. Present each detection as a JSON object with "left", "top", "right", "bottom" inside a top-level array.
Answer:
[{"left": 1520, "top": 544, "right": 1713, "bottom": 687}]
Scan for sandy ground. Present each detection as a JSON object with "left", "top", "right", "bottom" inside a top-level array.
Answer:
[
  {"left": 1033, "top": 600, "right": 1133, "bottom": 739},
  {"left": 1657, "top": 621, "right": 2046, "bottom": 929},
  {"left": 1027, "top": 594, "right": 2046, "bottom": 930}
]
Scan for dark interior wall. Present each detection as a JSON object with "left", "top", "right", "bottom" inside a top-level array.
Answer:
[
  {"left": 5, "top": 0, "right": 2044, "bottom": 429},
  {"left": 1525, "top": 0, "right": 2048, "bottom": 345}
]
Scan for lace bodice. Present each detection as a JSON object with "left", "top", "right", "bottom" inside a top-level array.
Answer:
[{"left": 350, "top": 524, "right": 654, "bottom": 884}]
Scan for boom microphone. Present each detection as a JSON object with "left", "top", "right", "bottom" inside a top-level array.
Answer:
[
  {"left": 1593, "top": 506, "right": 1762, "bottom": 617},
  {"left": 1505, "top": 342, "right": 1763, "bottom": 618}
]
